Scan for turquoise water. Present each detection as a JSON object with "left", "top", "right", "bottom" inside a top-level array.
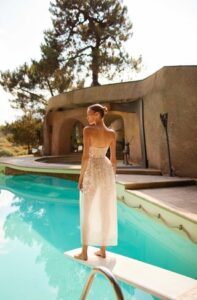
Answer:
[{"left": 0, "top": 174, "right": 197, "bottom": 300}]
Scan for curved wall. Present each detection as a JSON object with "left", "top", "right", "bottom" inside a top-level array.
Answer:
[{"left": 44, "top": 66, "right": 197, "bottom": 178}]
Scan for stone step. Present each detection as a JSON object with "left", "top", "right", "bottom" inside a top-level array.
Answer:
[
  {"left": 125, "top": 179, "right": 196, "bottom": 190},
  {"left": 64, "top": 246, "right": 197, "bottom": 300},
  {"left": 116, "top": 174, "right": 196, "bottom": 190},
  {"left": 116, "top": 167, "right": 162, "bottom": 176}
]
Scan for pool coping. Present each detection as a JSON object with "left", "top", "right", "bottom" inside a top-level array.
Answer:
[
  {"left": 0, "top": 158, "right": 80, "bottom": 174},
  {"left": 122, "top": 187, "right": 197, "bottom": 225},
  {"left": 0, "top": 156, "right": 161, "bottom": 175},
  {"left": 116, "top": 182, "right": 197, "bottom": 243},
  {"left": 127, "top": 189, "right": 197, "bottom": 224}
]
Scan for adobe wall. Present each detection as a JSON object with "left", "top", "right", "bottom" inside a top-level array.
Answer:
[
  {"left": 47, "top": 109, "right": 87, "bottom": 155},
  {"left": 44, "top": 66, "right": 197, "bottom": 178},
  {"left": 158, "top": 67, "right": 197, "bottom": 177}
]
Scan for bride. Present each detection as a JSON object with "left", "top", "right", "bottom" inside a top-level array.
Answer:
[{"left": 74, "top": 103, "right": 118, "bottom": 261}]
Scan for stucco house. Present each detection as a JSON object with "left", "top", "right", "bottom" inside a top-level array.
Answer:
[{"left": 43, "top": 66, "right": 197, "bottom": 178}]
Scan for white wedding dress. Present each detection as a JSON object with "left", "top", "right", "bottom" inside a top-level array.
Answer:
[{"left": 80, "top": 146, "right": 118, "bottom": 246}]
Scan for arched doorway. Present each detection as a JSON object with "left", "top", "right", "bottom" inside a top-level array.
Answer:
[
  {"left": 56, "top": 118, "right": 85, "bottom": 155},
  {"left": 71, "top": 121, "right": 84, "bottom": 152},
  {"left": 109, "top": 117, "right": 124, "bottom": 152},
  {"left": 104, "top": 114, "right": 124, "bottom": 159},
  {"left": 111, "top": 99, "right": 148, "bottom": 167}
]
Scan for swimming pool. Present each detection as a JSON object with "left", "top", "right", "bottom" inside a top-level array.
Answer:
[{"left": 0, "top": 174, "right": 196, "bottom": 300}]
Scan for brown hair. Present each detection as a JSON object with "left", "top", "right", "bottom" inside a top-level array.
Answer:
[{"left": 88, "top": 103, "right": 108, "bottom": 118}]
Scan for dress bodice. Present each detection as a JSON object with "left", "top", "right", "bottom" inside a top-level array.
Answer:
[{"left": 89, "top": 146, "right": 108, "bottom": 158}]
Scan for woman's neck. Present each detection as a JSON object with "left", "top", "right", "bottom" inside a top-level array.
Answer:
[{"left": 95, "top": 119, "right": 105, "bottom": 127}]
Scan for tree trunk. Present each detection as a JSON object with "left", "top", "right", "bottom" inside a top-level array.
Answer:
[
  {"left": 46, "top": 78, "right": 54, "bottom": 96},
  {"left": 91, "top": 47, "right": 100, "bottom": 86}
]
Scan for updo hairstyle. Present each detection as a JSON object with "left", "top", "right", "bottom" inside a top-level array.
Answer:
[{"left": 88, "top": 103, "right": 108, "bottom": 118}]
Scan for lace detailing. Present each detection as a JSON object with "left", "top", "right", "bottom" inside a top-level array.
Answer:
[
  {"left": 80, "top": 146, "right": 117, "bottom": 246},
  {"left": 89, "top": 146, "right": 108, "bottom": 158}
]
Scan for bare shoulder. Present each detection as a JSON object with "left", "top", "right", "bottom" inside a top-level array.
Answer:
[
  {"left": 83, "top": 125, "right": 93, "bottom": 134},
  {"left": 107, "top": 128, "right": 116, "bottom": 137},
  {"left": 107, "top": 128, "right": 116, "bottom": 143}
]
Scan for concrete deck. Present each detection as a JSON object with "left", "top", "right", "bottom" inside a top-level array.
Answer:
[
  {"left": 116, "top": 174, "right": 197, "bottom": 223},
  {"left": 130, "top": 186, "right": 197, "bottom": 223},
  {"left": 0, "top": 156, "right": 161, "bottom": 175},
  {"left": 0, "top": 156, "right": 81, "bottom": 172}
]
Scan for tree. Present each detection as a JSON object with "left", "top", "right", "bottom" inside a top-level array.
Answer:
[
  {"left": 2, "top": 114, "right": 42, "bottom": 153},
  {"left": 31, "top": 29, "right": 76, "bottom": 95},
  {"left": 0, "top": 0, "right": 141, "bottom": 116},
  {"left": 50, "top": 0, "right": 141, "bottom": 86},
  {"left": 0, "top": 63, "right": 46, "bottom": 117},
  {"left": 0, "top": 30, "right": 76, "bottom": 117}
]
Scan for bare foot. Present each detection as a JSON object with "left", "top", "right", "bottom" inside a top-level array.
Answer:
[
  {"left": 94, "top": 250, "right": 106, "bottom": 258},
  {"left": 74, "top": 252, "right": 88, "bottom": 261}
]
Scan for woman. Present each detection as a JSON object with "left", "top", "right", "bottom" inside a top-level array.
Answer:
[{"left": 74, "top": 103, "right": 118, "bottom": 261}]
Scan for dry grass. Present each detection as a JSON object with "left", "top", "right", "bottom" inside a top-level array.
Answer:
[{"left": 0, "top": 132, "right": 28, "bottom": 157}]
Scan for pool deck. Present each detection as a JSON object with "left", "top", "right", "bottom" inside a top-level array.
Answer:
[
  {"left": 116, "top": 174, "right": 197, "bottom": 223},
  {"left": 0, "top": 155, "right": 81, "bottom": 173},
  {"left": 0, "top": 155, "right": 162, "bottom": 174},
  {"left": 116, "top": 173, "right": 197, "bottom": 244}
]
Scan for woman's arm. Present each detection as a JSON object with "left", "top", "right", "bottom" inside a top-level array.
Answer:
[
  {"left": 78, "top": 127, "right": 90, "bottom": 190},
  {"left": 110, "top": 131, "right": 117, "bottom": 174}
]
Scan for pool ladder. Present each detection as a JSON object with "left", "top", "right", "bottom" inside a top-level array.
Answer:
[{"left": 80, "top": 266, "right": 124, "bottom": 300}]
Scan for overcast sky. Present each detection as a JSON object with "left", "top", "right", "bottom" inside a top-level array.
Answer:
[{"left": 0, "top": 0, "right": 197, "bottom": 124}]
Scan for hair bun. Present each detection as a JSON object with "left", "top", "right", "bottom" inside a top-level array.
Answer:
[
  {"left": 103, "top": 106, "right": 108, "bottom": 114},
  {"left": 88, "top": 103, "right": 108, "bottom": 118}
]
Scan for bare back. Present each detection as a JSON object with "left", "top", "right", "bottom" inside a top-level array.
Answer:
[
  {"left": 82, "top": 124, "right": 116, "bottom": 171},
  {"left": 87, "top": 125, "right": 115, "bottom": 148}
]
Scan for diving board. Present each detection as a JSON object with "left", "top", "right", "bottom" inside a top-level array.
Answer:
[{"left": 64, "top": 247, "right": 197, "bottom": 300}]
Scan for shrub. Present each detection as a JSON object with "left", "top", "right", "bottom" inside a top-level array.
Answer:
[{"left": 0, "top": 149, "right": 13, "bottom": 157}]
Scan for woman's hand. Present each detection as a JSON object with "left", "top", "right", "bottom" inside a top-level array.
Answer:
[{"left": 78, "top": 175, "right": 83, "bottom": 191}]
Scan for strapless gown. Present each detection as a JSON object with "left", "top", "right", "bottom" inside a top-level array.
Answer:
[{"left": 80, "top": 146, "right": 118, "bottom": 246}]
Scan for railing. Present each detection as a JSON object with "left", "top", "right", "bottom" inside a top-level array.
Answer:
[
  {"left": 80, "top": 266, "right": 124, "bottom": 300},
  {"left": 119, "top": 195, "right": 197, "bottom": 244}
]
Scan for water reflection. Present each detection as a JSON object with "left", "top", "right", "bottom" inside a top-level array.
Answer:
[
  {"left": 0, "top": 190, "right": 18, "bottom": 254},
  {"left": 0, "top": 175, "right": 91, "bottom": 300}
]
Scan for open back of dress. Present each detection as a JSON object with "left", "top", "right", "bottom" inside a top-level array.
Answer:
[{"left": 80, "top": 146, "right": 118, "bottom": 246}]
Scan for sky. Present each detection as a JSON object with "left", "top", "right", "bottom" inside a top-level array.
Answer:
[{"left": 0, "top": 0, "right": 197, "bottom": 124}]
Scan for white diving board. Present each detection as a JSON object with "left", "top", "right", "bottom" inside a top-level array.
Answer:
[{"left": 64, "top": 247, "right": 197, "bottom": 300}]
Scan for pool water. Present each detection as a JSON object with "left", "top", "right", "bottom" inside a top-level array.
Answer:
[{"left": 0, "top": 174, "right": 197, "bottom": 300}]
